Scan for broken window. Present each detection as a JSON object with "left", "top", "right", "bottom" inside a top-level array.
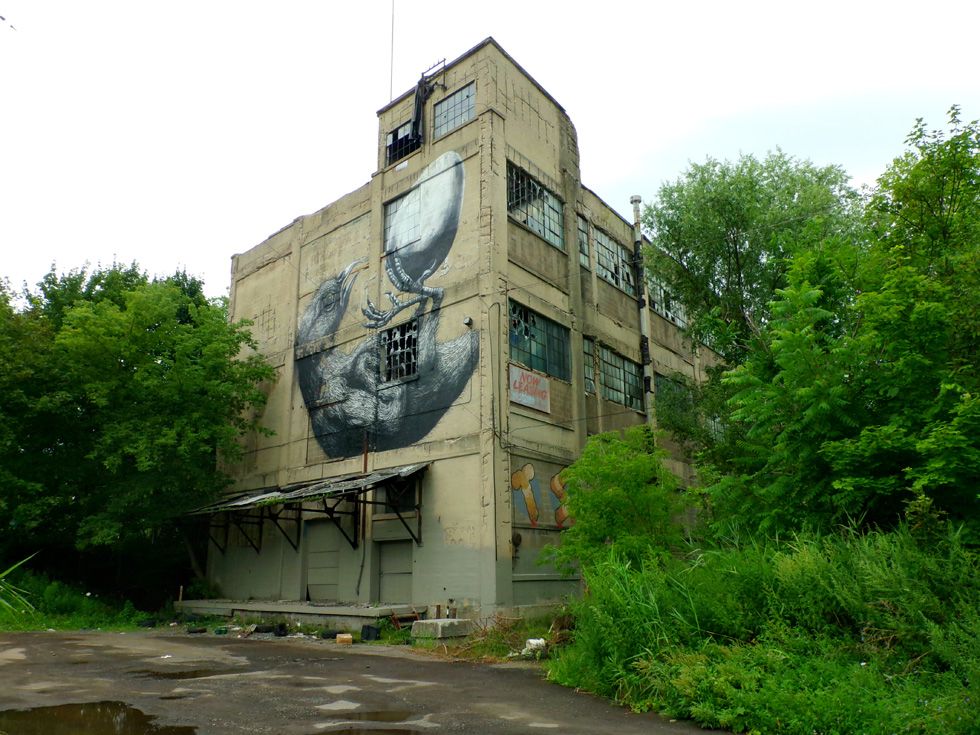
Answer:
[
  {"left": 594, "top": 229, "right": 636, "bottom": 296},
  {"left": 583, "top": 336, "right": 596, "bottom": 394},
  {"left": 578, "top": 215, "right": 590, "bottom": 269},
  {"left": 508, "top": 300, "right": 570, "bottom": 380},
  {"left": 386, "top": 121, "right": 421, "bottom": 165},
  {"left": 433, "top": 83, "right": 475, "bottom": 138},
  {"left": 599, "top": 346, "right": 644, "bottom": 411},
  {"left": 507, "top": 163, "right": 564, "bottom": 250},
  {"left": 380, "top": 319, "right": 418, "bottom": 382}
]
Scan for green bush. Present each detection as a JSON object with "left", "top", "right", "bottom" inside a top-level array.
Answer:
[
  {"left": 0, "top": 570, "right": 144, "bottom": 629},
  {"left": 550, "top": 525, "right": 980, "bottom": 734}
]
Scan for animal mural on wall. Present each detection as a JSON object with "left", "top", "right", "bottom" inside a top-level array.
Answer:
[
  {"left": 510, "top": 462, "right": 572, "bottom": 529},
  {"left": 295, "top": 151, "right": 479, "bottom": 458}
]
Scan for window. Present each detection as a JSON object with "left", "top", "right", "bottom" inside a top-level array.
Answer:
[
  {"left": 583, "top": 337, "right": 596, "bottom": 394},
  {"left": 507, "top": 163, "right": 564, "bottom": 250},
  {"left": 594, "top": 229, "right": 636, "bottom": 296},
  {"left": 577, "top": 216, "right": 590, "bottom": 269},
  {"left": 386, "top": 121, "right": 421, "bottom": 165},
  {"left": 433, "top": 83, "right": 475, "bottom": 138},
  {"left": 599, "top": 346, "right": 644, "bottom": 411},
  {"left": 509, "top": 300, "right": 570, "bottom": 380},
  {"left": 380, "top": 319, "right": 418, "bottom": 382},
  {"left": 381, "top": 476, "right": 417, "bottom": 514},
  {"left": 648, "top": 277, "right": 688, "bottom": 327},
  {"left": 383, "top": 191, "right": 421, "bottom": 254}
]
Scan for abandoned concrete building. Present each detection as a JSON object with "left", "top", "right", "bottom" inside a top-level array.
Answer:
[{"left": 201, "top": 38, "right": 711, "bottom": 617}]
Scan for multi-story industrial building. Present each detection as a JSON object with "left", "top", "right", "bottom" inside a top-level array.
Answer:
[{"left": 203, "top": 38, "right": 711, "bottom": 616}]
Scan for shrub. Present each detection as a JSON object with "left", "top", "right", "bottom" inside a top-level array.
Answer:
[{"left": 549, "top": 525, "right": 980, "bottom": 734}]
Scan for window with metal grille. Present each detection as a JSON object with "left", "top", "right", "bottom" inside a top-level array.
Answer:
[
  {"left": 383, "top": 191, "right": 421, "bottom": 254},
  {"left": 583, "top": 336, "right": 596, "bottom": 394},
  {"left": 507, "top": 163, "right": 564, "bottom": 250},
  {"left": 433, "top": 83, "right": 475, "bottom": 138},
  {"left": 508, "top": 300, "right": 570, "bottom": 380},
  {"left": 578, "top": 215, "right": 590, "bottom": 269},
  {"left": 386, "top": 120, "right": 421, "bottom": 165},
  {"left": 594, "top": 229, "right": 636, "bottom": 296},
  {"left": 380, "top": 319, "right": 418, "bottom": 382},
  {"left": 599, "top": 345, "right": 644, "bottom": 411}
]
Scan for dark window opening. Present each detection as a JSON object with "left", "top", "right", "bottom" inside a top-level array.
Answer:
[
  {"left": 382, "top": 477, "right": 417, "bottom": 514},
  {"left": 380, "top": 319, "right": 418, "bottom": 382},
  {"left": 386, "top": 121, "right": 422, "bottom": 165}
]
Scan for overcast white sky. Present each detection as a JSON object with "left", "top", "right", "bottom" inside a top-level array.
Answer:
[{"left": 2, "top": 1, "right": 978, "bottom": 298}]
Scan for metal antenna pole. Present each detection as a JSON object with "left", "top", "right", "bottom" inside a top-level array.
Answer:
[{"left": 389, "top": 0, "right": 395, "bottom": 101}]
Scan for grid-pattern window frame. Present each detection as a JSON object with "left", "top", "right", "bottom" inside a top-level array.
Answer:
[
  {"left": 433, "top": 83, "right": 475, "bottom": 138},
  {"left": 599, "top": 345, "right": 644, "bottom": 411},
  {"left": 577, "top": 216, "right": 590, "bottom": 269},
  {"left": 386, "top": 120, "right": 421, "bottom": 165},
  {"left": 508, "top": 300, "right": 570, "bottom": 381},
  {"left": 507, "top": 163, "right": 565, "bottom": 250},
  {"left": 383, "top": 192, "right": 421, "bottom": 254},
  {"left": 583, "top": 336, "right": 596, "bottom": 394},
  {"left": 594, "top": 229, "right": 636, "bottom": 296},
  {"left": 380, "top": 319, "right": 419, "bottom": 383}
]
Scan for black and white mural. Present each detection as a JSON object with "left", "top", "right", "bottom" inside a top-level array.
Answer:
[{"left": 295, "top": 151, "right": 479, "bottom": 458}]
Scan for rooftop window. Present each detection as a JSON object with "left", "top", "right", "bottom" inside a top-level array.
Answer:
[{"left": 433, "top": 83, "right": 475, "bottom": 138}]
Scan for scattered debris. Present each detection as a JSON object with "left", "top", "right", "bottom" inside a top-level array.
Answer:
[
  {"left": 336, "top": 633, "right": 353, "bottom": 646},
  {"left": 520, "top": 638, "right": 547, "bottom": 659}
]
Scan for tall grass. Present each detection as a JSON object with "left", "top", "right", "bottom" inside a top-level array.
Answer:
[
  {"left": 0, "top": 569, "right": 144, "bottom": 630},
  {"left": 549, "top": 525, "right": 980, "bottom": 734},
  {"left": 0, "top": 556, "right": 35, "bottom": 616}
]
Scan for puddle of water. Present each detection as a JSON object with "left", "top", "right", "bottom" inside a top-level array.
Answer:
[
  {"left": 130, "top": 668, "right": 236, "bottom": 680},
  {"left": 326, "top": 710, "right": 413, "bottom": 722},
  {"left": 0, "top": 701, "right": 197, "bottom": 734}
]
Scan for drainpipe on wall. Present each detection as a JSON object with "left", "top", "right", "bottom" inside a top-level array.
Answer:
[{"left": 631, "top": 195, "right": 656, "bottom": 431}]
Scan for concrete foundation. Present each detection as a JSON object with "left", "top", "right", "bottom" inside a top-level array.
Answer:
[{"left": 411, "top": 618, "right": 475, "bottom": 639}]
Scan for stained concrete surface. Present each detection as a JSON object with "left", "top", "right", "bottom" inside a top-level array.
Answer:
[{"left": 0, "top": 631, "right": 725, "bottom": 734}]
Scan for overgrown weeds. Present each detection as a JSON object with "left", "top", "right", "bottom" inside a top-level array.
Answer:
[
  {"left": 549, "top": 524, "right": 980, "bottom": 734},
  {"left": 0, "top": 569, "right": 147, "bottom": 630},
  {"left": 415, "top": 612, "right": 568, "bottom": 662}
]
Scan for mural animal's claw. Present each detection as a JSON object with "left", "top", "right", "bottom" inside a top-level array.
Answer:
[{"left": 362, "top": 299, "right": 393, "bottom": 328}]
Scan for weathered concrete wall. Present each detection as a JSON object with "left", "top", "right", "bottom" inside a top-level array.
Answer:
[{"left": 210, "top": 39, "right": 717, "bottom": 614}]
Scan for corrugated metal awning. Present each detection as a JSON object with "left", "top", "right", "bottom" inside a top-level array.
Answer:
[{"left": 196, "top": 462, "right": 430, "bottom": 515}]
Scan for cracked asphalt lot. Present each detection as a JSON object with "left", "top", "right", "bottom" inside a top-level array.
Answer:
[{"left": 0, "top": 630, "right": 722, "bottom": 734}]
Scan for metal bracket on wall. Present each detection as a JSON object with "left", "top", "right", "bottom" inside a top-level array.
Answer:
[
  {"left": 392, "top": 501, "right": 423, "bottom": 547},
  {"left": 208, "top": 513, "right": 230, "bottom": 554},
  {"left": 301, "top": 494, "right": 360, "bottom": 550},
  {"left": 230, "top": 507, "right": 264, "bottom": 554},
  {"left": 267, "top": 505, "right": 301, "bottom": 552}
]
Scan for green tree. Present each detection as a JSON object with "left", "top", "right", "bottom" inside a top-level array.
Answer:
[
  {"left": 546, "top": 425, "right": 685, "bottom": 574},
  {"left": 709, "top": 109, "right": 980, "bottom": 536},
  {"left": 644, "top": 150, "right": 862, "bottom": 364},
  {"left": 0, "top": 265, "right": 275, "bottom": 555}
]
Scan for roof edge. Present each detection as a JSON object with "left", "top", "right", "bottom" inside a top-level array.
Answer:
[{"left": 377, "top": 37, "right": 567, "bottom": 117}]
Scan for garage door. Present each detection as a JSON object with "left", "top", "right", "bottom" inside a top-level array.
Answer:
[
  {"left": 378, "top": 541, "right": 412, "bottom": 604},
  {"left": 305, "top": 520, "right": 341, "bottom": 602}
]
